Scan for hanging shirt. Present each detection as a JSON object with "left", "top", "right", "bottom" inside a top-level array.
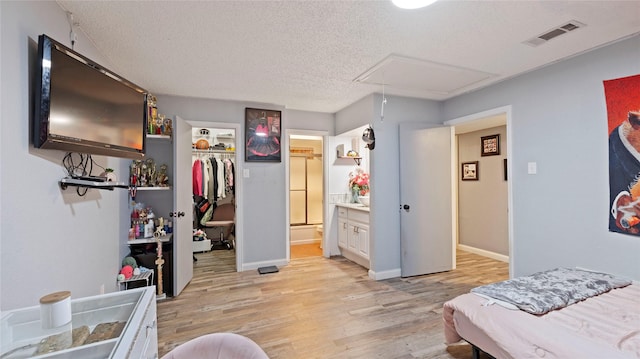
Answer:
[
  {"left": 225, "top": 158, "right": 234, "bottom": 194},
  {"left": 211, "top": 157, "right": 219, "bottom": 202},
  {"left": 216, "top": 157, "right": 226, "bottom": 199},
  {"left": 192, "top": 159, "right": 203, "bottom": 196}
]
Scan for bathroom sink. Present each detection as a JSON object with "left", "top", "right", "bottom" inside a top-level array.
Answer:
[{"left": 358, "top": 196, "right": 370, "bottom": 206}]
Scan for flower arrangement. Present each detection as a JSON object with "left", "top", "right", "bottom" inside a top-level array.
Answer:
[{"left": 349, "top": 167, "right": 370, "bottom": 196}]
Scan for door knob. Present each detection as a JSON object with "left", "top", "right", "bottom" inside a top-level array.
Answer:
[
  {"left": 402, "top": 204, "right": 410, "bottom": 212},
  {"left": 170, "top": 211, "right": 185, "bottom": 217}
]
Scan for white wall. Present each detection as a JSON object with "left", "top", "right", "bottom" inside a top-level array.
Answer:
[
  {"left": 1, "top": 1, "right": 132, "bottom": 310},
  {"left": 444, "top": 34, "right": 640, "bottom": 280},
  {"left": 458, "top": 126, "right": 508, "bottom": 256},
  {"left": 335, "top": 94, "right": 443, "bottom": 275}
]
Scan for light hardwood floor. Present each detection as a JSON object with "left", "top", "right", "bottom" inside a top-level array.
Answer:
[
  {"left": 157, "top": 250, "right": 508, "bottom": 358},
  {"left": 291, "top": 243, "right": 323, "bottom": 259}
]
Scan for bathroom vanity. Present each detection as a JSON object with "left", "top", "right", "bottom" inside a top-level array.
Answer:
[{"left": 336, "top": 203, "right": 370, "bottom": 269}]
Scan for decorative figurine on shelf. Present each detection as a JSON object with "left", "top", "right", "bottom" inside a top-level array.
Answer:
[
  {"left": 145, "top": 158, "right": 156, "bottom": 187},
  {"left": 163, "top": 117, "right": 172, "bottom": 136},
  {"left": 154, "top": 232, "right": 165, "bottom": 297},
  {"left": 155, "top": 115, "right": 164, "bottom": 135},
  {"left": 131, "top": 160, "right": 141, "bottom": 178},
  {"left": 156, "top": 164, "right": 169, "bottom": 187},
  {"left": 140, "top": 162, "right": 148, "bottom": 187},
  {"left": 100, "top": 168, "right": 117, "bottom": 182},
  {"left": 147, "top": 207, "right": 155, "bottom": 220},
  {"left": 154, "top": 227, "right": 166, "bottom": 237},
  {"left": 147, "top": 94, "right": 158, "bottom": 135}
]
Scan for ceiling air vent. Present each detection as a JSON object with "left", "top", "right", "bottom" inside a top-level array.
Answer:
[{"left": 524, "top": 20, "right": 586, "bottom": 47}]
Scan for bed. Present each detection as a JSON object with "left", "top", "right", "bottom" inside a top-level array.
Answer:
[{"left": 443, "top": 268, "right": 640, "bottom": 359}]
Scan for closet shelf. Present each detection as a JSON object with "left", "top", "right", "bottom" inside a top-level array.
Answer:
[
  {"left": 136, "top": 186, "right": 171, "bottom": 191},
  {"left": 147, "top": 134, "right": 171, "bottom": 141},
  {"left": 192, "top": 148, "right": 235, "bottom": 154}
]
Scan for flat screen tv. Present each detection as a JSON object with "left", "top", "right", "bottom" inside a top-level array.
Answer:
[{"left": 33, "top": 34, "right": 147, "bottom": 159}]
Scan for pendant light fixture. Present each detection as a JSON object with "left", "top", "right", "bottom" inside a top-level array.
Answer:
[{"left": 392, "top": 0, "right": 438, "bottom": 10}]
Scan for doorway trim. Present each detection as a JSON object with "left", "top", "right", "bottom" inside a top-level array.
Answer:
[
  {"left": 187, "top": 120, "right": 244, "bottom": 272},
  {"left": 284, "top": 128, "right": 330, "bottom": 261},
  {"left": 444, "top": 105, "right": 513, "bottom": 276}
]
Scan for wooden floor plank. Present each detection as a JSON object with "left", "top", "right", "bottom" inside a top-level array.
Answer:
[{"left": 157, "top": 249, "right": 507, "bottom": 358}]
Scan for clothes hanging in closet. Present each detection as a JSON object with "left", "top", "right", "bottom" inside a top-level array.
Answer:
[
  {"left": 192, "top": 156, "right": 235, "bottom": 202},
  {"left": 192, "top": 159, "right": 203, "bottom": 197}
]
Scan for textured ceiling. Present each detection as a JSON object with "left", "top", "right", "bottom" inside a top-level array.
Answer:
[{"left": 56, "top": 0, "right": 640, "bottom": 114}]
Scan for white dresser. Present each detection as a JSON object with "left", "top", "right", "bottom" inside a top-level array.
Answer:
[
  {"left": 1, "top": 287, "right": 157, "bottom": 359},
  {"left": 336, "top": 203, "right": 370, "bottom": 269}
]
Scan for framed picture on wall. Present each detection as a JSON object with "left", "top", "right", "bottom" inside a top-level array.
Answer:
[
  {"left": 461, "top": 161, "right": 479, "bottom": 181},
  {"left": 245, "top": 108, "right": 282, "bottom": 162},
  {"left": 481, "top": 134, "right": 500, "bottom": 156}
]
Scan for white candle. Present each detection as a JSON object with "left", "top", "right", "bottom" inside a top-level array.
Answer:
[{"left": 40, "top": 291, "right": 71, "bottom": 329}]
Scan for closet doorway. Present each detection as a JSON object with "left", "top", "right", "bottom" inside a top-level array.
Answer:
[
  {"left": 189, "top": 122, "right": 243, "bottom": 272},
  {"left": 287, "top": 132, "right": 326, "bottom": 260}
]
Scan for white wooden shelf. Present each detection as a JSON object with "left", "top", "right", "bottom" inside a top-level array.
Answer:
[
  {"left": 146, "top": 134, "right": 171, "bottom": 140},
  {"left": 128, "top": 234, "right": 172, "bottom": 245},
  {"left": 337, "top": 156, "right": 362, "bottom": 165},
  {"left": 135, "top": 186, "right": 171, "bottom": 191},
  {"left": 192, "top": 148, "right": 235, "bottom": 154}
]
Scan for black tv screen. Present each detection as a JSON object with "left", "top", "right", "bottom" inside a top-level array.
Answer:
[{"left": 33, "top": 34, "right": 147, "bottom": 159}]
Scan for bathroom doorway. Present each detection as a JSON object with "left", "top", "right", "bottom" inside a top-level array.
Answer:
[{"left": 289, "top": 135, "right": 324, "bottom": 259}]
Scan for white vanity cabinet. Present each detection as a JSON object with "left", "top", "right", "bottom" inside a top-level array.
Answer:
[
  {"left": 338, "top": 209, "right": 349, "bottom": 249},
  {"left": 1, "top": 287, "right": 157, "bottom": 359},
  {"left": 337, "top": 204, "right": 370, "bottom": 269}
]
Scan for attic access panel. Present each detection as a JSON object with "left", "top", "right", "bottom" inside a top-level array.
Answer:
[{"left": 354, "top": 54, "right": 496, "bottom": 96}]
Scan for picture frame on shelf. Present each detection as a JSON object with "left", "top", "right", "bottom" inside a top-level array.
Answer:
[
  {"left": 481, "top": 134, "right": 500, "bottom": 156},
  {"left": 461, "top": 161, "right": 479, "bottom": 181},
  {"left": 245, "top": 108, "right": 282, "bottom": 162}
]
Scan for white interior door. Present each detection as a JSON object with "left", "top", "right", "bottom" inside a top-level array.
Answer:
[
  {"left": 173, "top": 116, "right": 193, "bottom": 295},
  {"left": 399, "top": 123, "right": 454, "bottom": 277}
]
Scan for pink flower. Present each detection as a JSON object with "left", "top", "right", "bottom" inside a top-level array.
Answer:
[{"left": 348, "top": 168, "right": 370, "bottom": 195}]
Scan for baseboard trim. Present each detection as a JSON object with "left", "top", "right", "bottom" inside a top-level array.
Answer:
[
  {"left": 458, "top": 244, "right": 509, "bottom": 263},
  {"left": 368, "top": 268, "right": 401, "bottom": 280}
]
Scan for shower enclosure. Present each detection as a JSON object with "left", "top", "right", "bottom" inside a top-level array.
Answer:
[{"left": 289, "top": 137, "right": 324, "bottom": 246}]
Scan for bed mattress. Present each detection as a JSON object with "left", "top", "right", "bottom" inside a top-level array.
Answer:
[{"left": 443, "top": 284, "right": 640, "bottom": 358}]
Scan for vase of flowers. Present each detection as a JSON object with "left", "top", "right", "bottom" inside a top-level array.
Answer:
[{"left": 349, "top": 167, "right": 370, "bottom": 203}]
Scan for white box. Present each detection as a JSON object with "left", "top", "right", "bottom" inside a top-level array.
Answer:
[{"left": 192, "top": 239, "right": 211, "bottom": 253}]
